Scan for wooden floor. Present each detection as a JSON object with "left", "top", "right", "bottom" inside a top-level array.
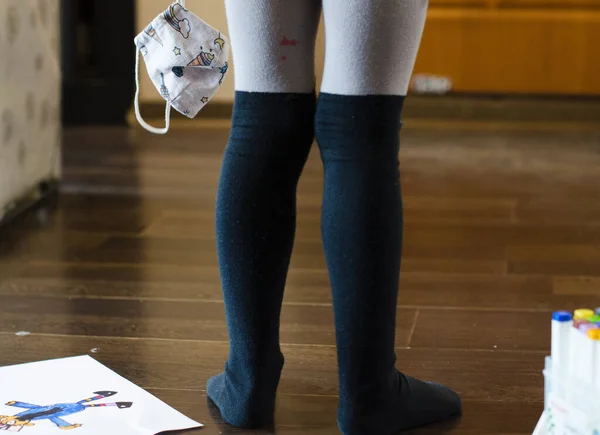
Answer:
[{"left": 2, "top": 121, "right": 600, "bottom": 434}]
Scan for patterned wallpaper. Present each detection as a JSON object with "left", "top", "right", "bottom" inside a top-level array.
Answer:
[{"left": 0, "top": 0, "right": 61, "bottom": 221}]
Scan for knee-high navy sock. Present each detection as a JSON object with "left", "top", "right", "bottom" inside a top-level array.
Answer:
[
  {"left": 315, "top": 93, "right": 462, "bottom": 435},
  {"left": 207, "top": 91, "right": 316, "bottom": 428}
]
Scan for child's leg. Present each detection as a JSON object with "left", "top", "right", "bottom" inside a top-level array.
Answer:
[
  {"left": 77, "top": 391, "right": 117, "bottom": 404},
  {"left": 4, "top": 402, "right": 39, "bottom": 409},
  {"left": 207, "top": 0, "right": 321, "bottom": 429},
  {"left": 49, "top": 417, "right": 80, "bottom": 430},
  {"left": 85, "top": 402, "right": 132, "bottom": 409},
  {"left": 316, "top": 1, "right": 462, "bottom": 434}
]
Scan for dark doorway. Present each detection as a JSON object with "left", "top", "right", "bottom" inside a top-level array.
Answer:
[{"left": 61, "top": 0, "right": 136, "bottom": 126}]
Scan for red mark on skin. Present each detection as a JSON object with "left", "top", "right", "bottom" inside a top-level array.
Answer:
[
  {"left": 281, "top": 56, "right": 287, "bottom": 61},
  {"left": 280, "top": 36, "right": 297, "bottom": 46}
]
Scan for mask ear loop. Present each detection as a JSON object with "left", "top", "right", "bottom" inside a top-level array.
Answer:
[{"left": 134, "top": 46, "right": 171, "bottom": 134}]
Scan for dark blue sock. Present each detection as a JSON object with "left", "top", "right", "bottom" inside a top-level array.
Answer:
[
  {"left": 315, "top": 93, "right": 462, "bottom": 435},
  {"left": 207, "top": 91, "right": 316, "bottom": 428}
]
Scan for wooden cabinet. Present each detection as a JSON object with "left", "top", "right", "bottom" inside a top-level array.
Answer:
[{"left": 413, "top": 1, "right": 600, "bottom": 95}]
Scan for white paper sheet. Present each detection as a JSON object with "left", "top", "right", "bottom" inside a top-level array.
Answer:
[{"left": 0, "top": 355, "right": 202, "bottom": 434}]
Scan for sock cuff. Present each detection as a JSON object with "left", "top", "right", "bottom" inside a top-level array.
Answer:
[
  {"left": 315, "top": 93, "right": 405, "bottom": 159},
  {"left": 227, "top": 90, "right": 317, "bottom": 161},
  {"left": 316, "top": 92, "right": 406, "bottom": 121},
  {"left": 232, "top": 90, "right": 316, "bottom": 115},
  {"left": 231, "top": 90, "right": 316, "bottom": 131}
]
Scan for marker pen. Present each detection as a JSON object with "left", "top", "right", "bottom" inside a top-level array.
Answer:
[
  {"left": 578, "top": 322, "right": 598, "bottom": 333},
  {"left": 551, "top": 311, "right": 572, "bottom": 379},
  {"left": 578, "top": 323, "right": 599, "bottom": 387},
  {"left": 589, "top": 329, "right": 600, "bottom": 391},
  {"left": 573, "top": 319, "right": 590, "bottom": 329},
  {"left": 586, "top": 315, "right": 600, "bottom": 324},
  {"left": 567, "top": 318, "right": 595, "bottom": 400},
  {"left": 543, "top": 356, "right": 552, "bottom": 410},
  {"left": 574, "top": 308, "right": 594, "bottom": 320}
]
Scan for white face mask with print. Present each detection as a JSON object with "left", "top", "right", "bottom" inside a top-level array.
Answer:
[{"left": 134, "top": 0, "right": 229, "bottom": 134}]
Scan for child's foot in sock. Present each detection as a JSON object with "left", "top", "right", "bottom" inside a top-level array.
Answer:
[
  {"left": 207, "top": 353, "right": 284, "bottom": 428},
  {"left": 338, "top": 370, "right": 462, "bottom": 435}
]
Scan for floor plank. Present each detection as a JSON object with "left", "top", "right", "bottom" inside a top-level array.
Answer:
[{"left": 0, "top": 295, "right": 416, "bottom": 346}]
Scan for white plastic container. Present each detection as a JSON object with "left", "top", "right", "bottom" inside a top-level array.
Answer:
[{"left": 534, "top": 355, "right": 600, "bottom": 435}]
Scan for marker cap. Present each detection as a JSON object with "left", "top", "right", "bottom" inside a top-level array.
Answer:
[
  {"left": 574, "top": 319, "right": 590, "bottom": 328},
  {"left": 552, "top": 311, "right": 573, "bottom": 322},
  {"left": 588, "top": 329, "right": 600, "bottom": 340},
  {"left": 579, "top": 323, "right": 599, "bottom": 334},
  {"left": 596, "top": 307, "right": 600, "bottom": 316},
  {"left": 574, "top": 308, "right": 594, "bottom": 320},
  {"left": 586, "top": 315, "right": 600, "bottom": 323}
]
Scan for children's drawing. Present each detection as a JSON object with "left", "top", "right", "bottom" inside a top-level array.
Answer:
[
  {"left": 0, "top": 356, "right": 201, "bottom": 434},
  {"left": 163, "top": 3, "right": 191, "bottom": 39},
  {"left": 0, "top": 391, "right": 132, "bottom": 432}
]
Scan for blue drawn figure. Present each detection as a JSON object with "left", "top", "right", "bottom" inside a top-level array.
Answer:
[
  {"left": 0, "top": 391, "right": 132, "bottom": 432},
  {"left": 218, "top": 62, "right": 228, "bottom": 85}
]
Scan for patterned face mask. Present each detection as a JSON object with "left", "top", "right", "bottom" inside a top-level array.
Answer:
[{"left": 134, "top": 0, "right": 229, "bottom": 134}]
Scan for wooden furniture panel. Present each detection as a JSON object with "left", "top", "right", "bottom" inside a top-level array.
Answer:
[
  {"left": 413, "top": 8, "right": 600, "bottom": 95},
  {"left": 499, "top": 0, "right": 600, "bottom": 9},
  {"left": 431, "top": 0, "right": 600, "bottom": 8},
  {"left": 430, "top": 0, "right": 489, "bottom": 6}
]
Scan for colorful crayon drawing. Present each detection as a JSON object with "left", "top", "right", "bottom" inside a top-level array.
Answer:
[
  {"left": 218, "top": 62, "right": 228, "bottom": 85},
  {"left": 0, "top": 391, "right": 132, "bottom": 432},
  {"left": 163, "top": 3, "right": 191, "bottom": 39},
  {"left": 188, "top": 51, "right": 214, "bottom": 67},
  {"left": 201, "top": 97, "right": 208, "bottom": 104},
  {"left": 173, "top": 46, "right": 181, "bottom": 56}
]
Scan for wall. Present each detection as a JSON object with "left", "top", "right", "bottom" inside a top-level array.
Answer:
[{"left": 0, "top": 0, "right": 61, "bottom": 221}]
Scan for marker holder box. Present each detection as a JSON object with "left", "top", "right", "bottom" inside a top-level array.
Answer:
[{"left": 532, "top": 356, "right": 600, "bottom": 435}]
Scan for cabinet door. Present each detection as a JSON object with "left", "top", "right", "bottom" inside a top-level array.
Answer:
[
  {"left": 499, "top": 0, "right": 600, "bottom": 8},
  {"left": 413, "top": 2, "right": 600, "bottom": 95}
]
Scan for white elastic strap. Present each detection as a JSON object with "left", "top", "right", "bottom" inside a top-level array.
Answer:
[{"left": 134, "top": 47, "right": 171, "bottom": 134}]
